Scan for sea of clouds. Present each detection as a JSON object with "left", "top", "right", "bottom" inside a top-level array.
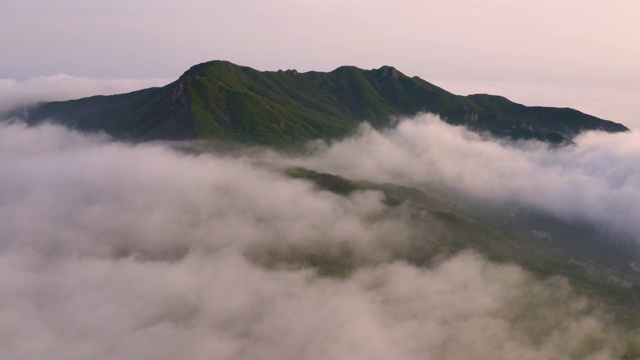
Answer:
[
  {"left": 1, "top": 115, "right": 639, "bottom": 359},
  {"left": 278, "top": 115, "right": 640, "bottom": 242}
]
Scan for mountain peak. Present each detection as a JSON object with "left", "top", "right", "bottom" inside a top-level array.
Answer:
[
  {"left": 276, "top": 69, "right": 299, "bottom": 75},
  {"left": 179, "top": 60, "right": 244, "bottom": 79},
  {"left": 16, "top": 60, "right": 629, "bottom": 148},
  {"left": 374, "top": 65, "right": 402, "bottom": 79}
]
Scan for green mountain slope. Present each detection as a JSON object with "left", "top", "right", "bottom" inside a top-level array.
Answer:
[
  {"left": 19, "top": 84, "right": 195, "bottom": 140},
  {"left": 17, "top": 60, "right": 629, "bottom": 147},
  {"left": 467, "top": 94, "right": 625, "bottom": 138}
]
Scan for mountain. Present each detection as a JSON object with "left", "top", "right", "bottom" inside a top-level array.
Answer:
[{"left": 13, "top": 60, "right": 629, "bottom": 147}]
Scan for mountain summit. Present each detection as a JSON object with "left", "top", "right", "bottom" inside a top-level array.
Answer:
[{"left": 16, "top": 61, "right": 629, "bottom": 147}]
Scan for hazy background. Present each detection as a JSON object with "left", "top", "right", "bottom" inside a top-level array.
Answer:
[{"left": 1, "top": 0, "right": 638, "bottom": 128}]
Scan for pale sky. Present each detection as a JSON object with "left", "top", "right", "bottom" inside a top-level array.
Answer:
[{"left": 1, "top": 0, "right": 639, "bottom": 127}]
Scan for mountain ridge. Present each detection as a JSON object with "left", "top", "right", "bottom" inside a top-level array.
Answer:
[{"left": 11, "top": 60, "right": 629, "bottom": 148}]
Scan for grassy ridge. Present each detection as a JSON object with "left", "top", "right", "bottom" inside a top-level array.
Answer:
[
  {"left": 467, "top": 94, "right": 626, "bottom": 137},
  {"left": 20, "top": 60, "right": 629, "bottom": 148}
]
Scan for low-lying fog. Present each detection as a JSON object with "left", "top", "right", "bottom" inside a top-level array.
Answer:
[
  {"left": 276, "top": 115, "right": 640, "bottom": 241},
  {"left": 1, "top": 115, "right": 639, "bottom": 359}
]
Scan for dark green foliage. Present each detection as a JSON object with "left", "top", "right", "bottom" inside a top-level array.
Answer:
[
  {"left": 24, "top": 82, "right": 195, "bottom": 140},
  {"left": 467, "top": 94, "right": 628, "bottom": 137},
  {"left": 286, "top": 167, "right": 362, "bottom": 196},
  {"left": 18, "top": 61, "right": 628, "bottom": 148}
]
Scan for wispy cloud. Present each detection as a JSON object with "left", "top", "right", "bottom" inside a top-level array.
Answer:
[{"left": 279, "top": 114, "right": 640, "bottom": 242}]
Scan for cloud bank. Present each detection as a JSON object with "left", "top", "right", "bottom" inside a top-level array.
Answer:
[
  {"left": 0, "top": 122, "right": 633, "bottom": 359},
  {"left": 283, "top": 114, "right": 640, "bottom": 243}
]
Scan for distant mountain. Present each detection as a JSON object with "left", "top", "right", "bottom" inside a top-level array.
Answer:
[{"left": 12, "top": 61, "right": 629, "bottom": 147}]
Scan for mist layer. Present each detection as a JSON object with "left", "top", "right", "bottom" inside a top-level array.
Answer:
[{"left": 0, "top": 121, "right": 634, "bottom": 359}]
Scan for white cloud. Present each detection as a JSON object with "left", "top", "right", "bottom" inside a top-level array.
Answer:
[
  {"left": 279, "top": 114, "right": 640, "bottom": 242},
  {"left": 0, "top": 122, "right": 632, "bottom": 359}
]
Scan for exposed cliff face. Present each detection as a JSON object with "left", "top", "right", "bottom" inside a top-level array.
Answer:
[
  {"left": 170, "top": 81, "right": 188, "bottom": 105},
  {"left": 376, "top": 65, "right": 401, "bottom": 80},
  {"left": 16, "top": 61, "right": 629, "bottom": 148}
]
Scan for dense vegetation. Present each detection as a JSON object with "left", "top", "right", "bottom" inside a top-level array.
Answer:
[{"left": 19, "top": 61, "right": 628, "bottom": 148}]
